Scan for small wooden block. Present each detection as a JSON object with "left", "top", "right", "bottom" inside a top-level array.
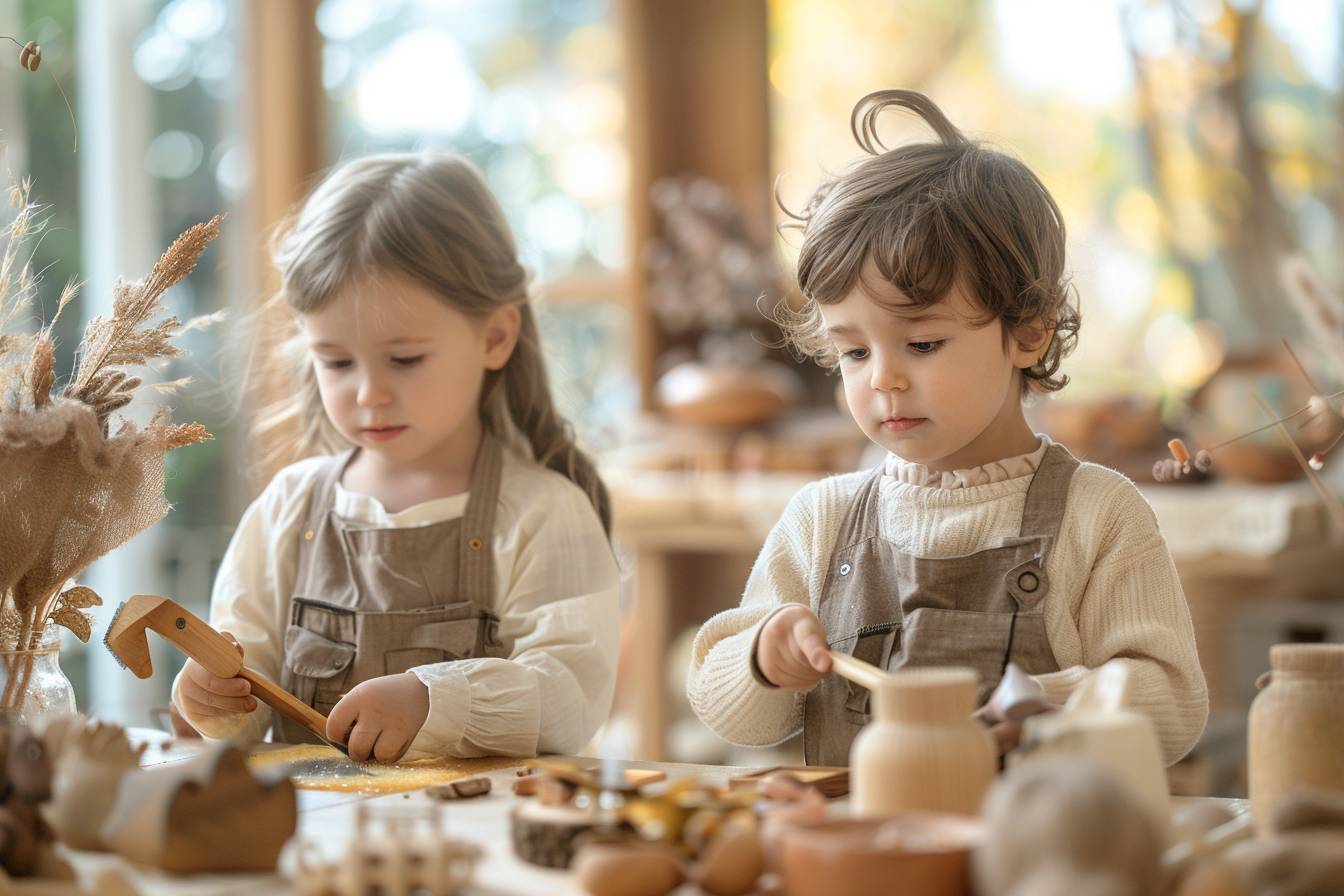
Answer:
[
  {"left": 425, "top": 776, "right": 492, "bottom": 800},
  {"left": 512, "top": 767, "right": 665, "bottom": 798},
  {"left": 727, "top": 766, "right": 849, "bottom": 798},
  {"left": 582, "top": 767, "right": 667, "bottom": 788}
]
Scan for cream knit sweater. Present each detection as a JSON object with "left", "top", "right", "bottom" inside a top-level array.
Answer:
[{"left": 685, "top": 437, "right": 1209, "bottom": 766}]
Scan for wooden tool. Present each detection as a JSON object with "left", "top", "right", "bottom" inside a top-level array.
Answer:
[
  {"left": 828, "top": 650, "right": 892, "bottom": 691},
  {"left": 103, "top": 594, "right": 340, "bottom": 751}
]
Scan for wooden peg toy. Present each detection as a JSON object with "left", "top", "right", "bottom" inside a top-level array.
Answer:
[{"left": 103, "top": 594, "right": 340, "bottom": 751}]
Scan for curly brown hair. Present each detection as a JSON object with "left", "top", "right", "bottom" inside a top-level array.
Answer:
[{"left": 778, "top": 89, "right": 1080, "bottom": 395}]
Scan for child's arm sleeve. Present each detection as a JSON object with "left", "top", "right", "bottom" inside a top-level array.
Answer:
[
  {"left": 1033, "top": 478, "right": 1209, "bottom": 766},
  {"left": 684, "top": 485, "right": 822, "bottom": 747},
  {"left": 170, "top": 472, "right": 306, "bottom": 744},
  {"left": 405, "top": 482, "right": 620, "bottom": 758}
]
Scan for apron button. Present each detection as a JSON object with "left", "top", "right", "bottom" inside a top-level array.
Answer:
[
  {"left": 303, "top": 529, "right": 314, "bottom": 541},
  {"left": 468, "top": 537, "right": 483, "bottom": 551},
  {"left": 1018, "top": 570, "right": 1039, "bottom": 593},
  {"left": 839, "top": 563, "right": 851, "bottom": 576}
]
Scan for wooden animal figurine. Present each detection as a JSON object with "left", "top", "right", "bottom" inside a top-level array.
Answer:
[
  {"left": 975, "top": 757, "right": 1163, "bottom": 896},
  {"left": 0, "top": 716, "right": 55, "bottom": 877},
  {"left": 41, "top": 720, "right": 144, "bottom": 850},
  {"left": 1011, "top": 660, "right": 1170, "bottom": 839},
  {"left": 99, "top": 741, "right": 295, "bottom": 873}
]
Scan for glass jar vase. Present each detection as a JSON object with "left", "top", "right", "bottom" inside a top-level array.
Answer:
[{"left": 0, "top": 626, "right": 76, "bottom": 722}]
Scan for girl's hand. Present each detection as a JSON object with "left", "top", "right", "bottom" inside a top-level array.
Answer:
[
  {"left": 756, "top": 605, "right": 832, "bottom": 688},
  {"left": 178, "top": 631, "right": 256, "bottom": 720},
  {"left": 327, "top": 672, "right": 429, "bottom": 763}
]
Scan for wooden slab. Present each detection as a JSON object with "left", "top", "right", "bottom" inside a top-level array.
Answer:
[{"left": 727, "top": 765, "right": 849, "bottom": 798}]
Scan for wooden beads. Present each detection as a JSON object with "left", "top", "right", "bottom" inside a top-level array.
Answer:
[
  {"left": 1168, "top": 438, "right": 1191, "bottom": 466},
  {"left": 1153, "top": 442, "right": 1212, "bottom": 482},
  {"left": 18, "top": 40, "right": 38, "bottom": 71}
]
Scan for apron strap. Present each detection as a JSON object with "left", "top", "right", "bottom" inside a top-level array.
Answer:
[
  {"left": 998, "top": 442, "right": 1080, "bottom": 680},
  {"left": 294, "top": 448, "right": 359, "bottom": 601},
  {"left": 836, "top": 465, "right": 885, "bottom": 552},
  {"left": 1017, "top": 442, "right": 1080, "bottom": 560},
  {"left": 456, "top": 432, "right": 504, "bottom": 611}
]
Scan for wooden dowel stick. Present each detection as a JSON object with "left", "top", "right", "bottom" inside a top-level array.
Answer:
[{"left": 828, "top": 650, "right": 892, "bottom": 692}]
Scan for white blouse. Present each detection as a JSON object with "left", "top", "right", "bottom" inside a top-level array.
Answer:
[{"left": 172, "top": 446, "right": 620, "bottom": 759}]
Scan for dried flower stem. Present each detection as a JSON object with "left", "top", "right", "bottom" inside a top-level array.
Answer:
[
  {"left": 0, "top": 35, "right": 77, "bottom": 154},
  {"left": 1252, "top": 393, "right": 1344, "bottom": 531}
]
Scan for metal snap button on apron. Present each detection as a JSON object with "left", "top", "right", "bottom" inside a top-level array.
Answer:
[
  {"left": 468, "top": 537, "right": 483, "bottom": 551},
  {"left": 839, "top": 563, "right": 852, "bottom": 576},
  {"left": 1017, "top": 570, "right": 1039, "bottom": 592}
]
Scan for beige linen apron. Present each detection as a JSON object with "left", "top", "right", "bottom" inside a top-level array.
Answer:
[
  {"left": 275, "top": 434, "right": 508, "bottom": 744},
  {"left": 803, "top": 443, "right": 1079, "bottom": 766}
]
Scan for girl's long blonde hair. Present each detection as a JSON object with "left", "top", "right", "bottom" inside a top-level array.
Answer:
[{"left": 253, "top": 152, "right": 611, "bottom": 534}]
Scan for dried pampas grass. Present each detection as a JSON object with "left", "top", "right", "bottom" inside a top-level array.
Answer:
[{"left": 0, "top": 176, "right": 220, "bottom": 710}]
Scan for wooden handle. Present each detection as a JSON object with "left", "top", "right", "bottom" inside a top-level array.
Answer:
[
  {"left": 238, "top": 667, "right": 330, "bottom": 741},
  {"left": 828, "top": 650, "right": 892, "bottom": 692},
  {"left": 156, "top": 607, "right": 246, "bottom": 680}
]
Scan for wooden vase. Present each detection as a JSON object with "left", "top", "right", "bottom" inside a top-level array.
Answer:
[
  {"left": 1248, "top": 643, "right": 1344, "bottom": 832},
  {"left": 850, "top": 667, "right": 995, "bottom": 817}
]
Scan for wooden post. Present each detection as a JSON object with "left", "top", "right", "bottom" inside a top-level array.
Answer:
[
  {"left": 243, "top": 0, "right": 325, "bottom": 488},
  {"left": 619, "top": 0, "right": 772, "bottom": 410}
]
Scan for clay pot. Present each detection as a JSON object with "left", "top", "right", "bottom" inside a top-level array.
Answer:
[
  {"left": 572, "top": 840, "right": 684, "bottom": 896},
  {"left": 693, "top": 827, "right": 764, "bottom": 896},
  {"left": 851, "top": 667, "right": 995, "bottom": 817},
  {"left": 779, "top": 815, "right": 981, "bottom": 896},
  {"left": 1248, "top": 644, "right": 1344, "bottom": 832},
  {"left": 759, "top": 791, "right": 828, "bottom": 872},
  {"left": 655, "top": 361, "right": 801, "bottom": 428}
]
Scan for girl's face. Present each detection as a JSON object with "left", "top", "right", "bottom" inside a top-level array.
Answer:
[
  {"left": 302, "top": 272, "right": 518, "bottom": 473},
  {"left": 820, "top": 269, "right": 1042, "bottom": 473}
]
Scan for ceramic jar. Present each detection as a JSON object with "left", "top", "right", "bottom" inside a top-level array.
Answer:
[
  {"left": 1248, "top": 643, "right": 1344, "bottom": 831},
  {"left": 851, "top": 667, "right": 995, "bottom": 817}
]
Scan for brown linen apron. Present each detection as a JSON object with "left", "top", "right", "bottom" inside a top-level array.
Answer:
[
  {"left": 275, "top": 433, "right": 509, "bottom": 744},
  {"left": 802, "top": 442, "right": 1079, "bottom": 766}
]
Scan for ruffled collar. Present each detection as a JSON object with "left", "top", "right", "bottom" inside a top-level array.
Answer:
[{"left": 884, "top": 436, "right": 1050, "bottom": 489}]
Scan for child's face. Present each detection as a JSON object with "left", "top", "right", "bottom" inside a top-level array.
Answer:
[
  {"left": 302, "top": 272, "right": 518, "bottom": 472},
  {"left": 821, "top": 273, "right": 1041, "bottom": 473}
]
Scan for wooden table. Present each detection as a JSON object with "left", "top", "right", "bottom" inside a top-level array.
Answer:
[
  {"left": 56, "top": 734, "right": 750, "bottom": 896},
  {"left": 51, "top": 732, "right": 1247, "bottom": 895}
]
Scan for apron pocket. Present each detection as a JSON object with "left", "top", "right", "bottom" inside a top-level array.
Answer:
[
  {"left": 378, "top": 604, "right": 498, "bottom": 675},
  {"left": 895, "top": 606, "right": 1018, "bottom": 705},
  {"left": 282, "top": 626, "right": 356, "bottom": 712},
  {"left": 840, "top": 622, "right": 898, "bottom": 723}
]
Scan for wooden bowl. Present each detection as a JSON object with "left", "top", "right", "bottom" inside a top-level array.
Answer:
[
  {"left": 655, "top": 360, "right": 802, "bottom": 428},
  {"left": 779, "top": 815, "right": 982, "bottom": 896}
]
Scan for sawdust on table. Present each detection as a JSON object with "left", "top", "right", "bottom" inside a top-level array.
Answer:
[{"left": 247, "top": 744, "right": 523, "bottom": 793}]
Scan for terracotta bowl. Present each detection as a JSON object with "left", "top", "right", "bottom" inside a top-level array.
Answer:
[
  {"left": 655, "top": 360, "right": 802, "bottom": 428},
  {"left": 779, "top": 814, "right": 982, "bottom": 896}
]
